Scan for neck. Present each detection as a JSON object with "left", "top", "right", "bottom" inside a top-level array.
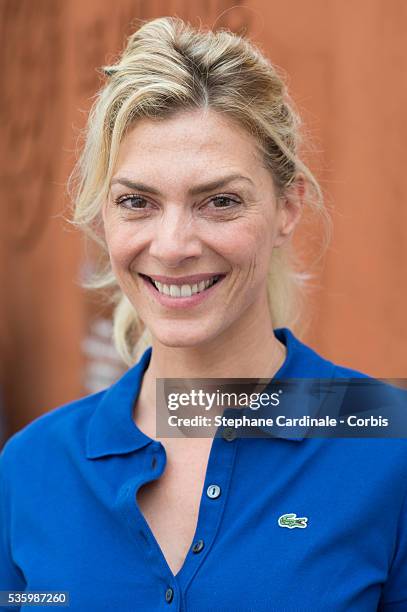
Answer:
[
  {"left": 150, "top": 318, "right": 284, "bottom": 379},
  {"left": 133, "top": 296, "right": 288, "bottom": 431}
]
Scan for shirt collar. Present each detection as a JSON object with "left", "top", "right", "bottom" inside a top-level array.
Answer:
[
  {"left": 86, "top": 327, "right": 336, "bottom": 458},
  {"left": 254, "top": 328, "right": 336, "bottom": 442},
  {"left": 86, "top": 347, "right": 153, "bottom": 458}
]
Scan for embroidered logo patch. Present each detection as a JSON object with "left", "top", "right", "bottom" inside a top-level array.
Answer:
[{"left": 278, "top": 513, "right": 308, "bottom": 529}]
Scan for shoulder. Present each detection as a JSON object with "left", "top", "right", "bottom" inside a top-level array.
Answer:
[
  {"left": 277, "top": 327, "right": 373, "bottom": 379},
  {"left": 282, "top": 328, "right": 407, "bottom": 457},
  {"left": 331, "top": 362, "right": 370, "bottom": 378},
  {"left": 1, "top": 347, "right": 150, "bottom": 476},
  {"left": 0, "top": 389, "right": 107, "bottom": 474}
]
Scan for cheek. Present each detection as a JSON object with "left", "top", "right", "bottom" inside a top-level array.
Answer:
[
  {"left": 104, "top": 222, "right": 142, "bottom": 270},
  {"left": 212, "top": 217, "right": 273, "bottom": 268}
]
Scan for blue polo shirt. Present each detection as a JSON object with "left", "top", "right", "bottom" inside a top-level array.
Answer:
[{"left": 1, "top": 328, "right": 406, "bottom": 611}]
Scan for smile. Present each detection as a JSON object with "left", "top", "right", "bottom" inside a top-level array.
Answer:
[
  {"left": 139, "top": 273, "right": 225, "bottom": 308},
  {"left": 147, "top": 275, "right": 220, "bottom": 297}
]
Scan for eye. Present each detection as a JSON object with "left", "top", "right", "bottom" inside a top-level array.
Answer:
[
  {"left": 114, "top": 194, "right": 151, "bottom": 210},
  {"left": 207, "top": 195, "right": 240, "bottom": 209}
]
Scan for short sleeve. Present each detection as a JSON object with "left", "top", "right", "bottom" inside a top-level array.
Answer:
[
  {"left": 379, "top": 485, "right": 407, "bottom": 611},
  {"left": 0, "top": 442, "right": 26, "bottom": 591}
]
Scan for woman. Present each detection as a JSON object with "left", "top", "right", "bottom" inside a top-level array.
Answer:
[{"left": 1, "top": 17, "right": 406, "bottom": 612}]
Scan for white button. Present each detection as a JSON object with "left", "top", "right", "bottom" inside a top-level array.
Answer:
[
  {"left": 206, "top": 484, "right": 221, "bottom": 499},
  {"left": 222, "top": 426, "right": 237, "bottom": 441}
]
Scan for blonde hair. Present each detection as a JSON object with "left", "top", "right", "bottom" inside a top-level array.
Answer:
[{"left": 69, "top": 16, "right": 330, "bottom": 365}]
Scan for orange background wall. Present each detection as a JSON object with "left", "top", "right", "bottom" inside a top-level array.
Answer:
[{"left": 1, "top": 0, "right": 406, "bottom": 441}]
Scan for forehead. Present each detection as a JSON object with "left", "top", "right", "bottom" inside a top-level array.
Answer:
[{"left": 113, "top": 109, "right": 265, "bottom": 179}]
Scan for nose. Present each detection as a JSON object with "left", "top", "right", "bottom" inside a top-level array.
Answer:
[{"left": 148, "top": 208, "right": 202, "bottom": 267}]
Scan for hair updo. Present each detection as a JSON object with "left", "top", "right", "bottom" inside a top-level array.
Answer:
[{"left": 69, "top": 16, "right": 329, "bottom": 365}]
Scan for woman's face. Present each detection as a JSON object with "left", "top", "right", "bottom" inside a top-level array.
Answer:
[{"left": 103, "top": 108, "right": 301, "bottom": 348}]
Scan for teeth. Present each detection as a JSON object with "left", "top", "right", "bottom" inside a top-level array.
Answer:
[
  {"left": 170, "top": 285, "right": 180, "bottom": 298},
  {"left": 181, "top": 285, "right": 192, "bottom": 297},
  {"left": 153, "top": 276, "right": 219, "bottom": 298}
]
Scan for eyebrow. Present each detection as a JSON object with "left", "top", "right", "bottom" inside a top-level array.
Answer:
[{"left": 110, "top": 173, "right": 254, "bottom": 196}]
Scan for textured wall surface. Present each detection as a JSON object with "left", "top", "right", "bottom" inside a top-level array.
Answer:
[{"left": 1, "top": 0, "right": 406, "bottom": 439}]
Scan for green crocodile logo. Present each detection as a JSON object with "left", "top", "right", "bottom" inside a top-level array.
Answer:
[{"left": 278, "top": 513, "right": 308, "bottom": 529}]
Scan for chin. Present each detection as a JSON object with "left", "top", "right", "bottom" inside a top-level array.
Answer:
[
  {"left": 152, "top": 332, "right": 207, "bottom": 349},
  {"left": 149, "top": 322, "right": 220, "bottom": 349}
]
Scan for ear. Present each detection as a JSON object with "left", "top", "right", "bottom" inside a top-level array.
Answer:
[{"left": 274, "top": 174, "right": 305, "bottom": 248}]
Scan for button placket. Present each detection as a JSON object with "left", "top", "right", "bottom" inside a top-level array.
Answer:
[
  {"left": 117, "top": 444, "right": 178, "bottom": 591},
  {"left": 178, "top": 435, "right": 239, "bottom": 595}
]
